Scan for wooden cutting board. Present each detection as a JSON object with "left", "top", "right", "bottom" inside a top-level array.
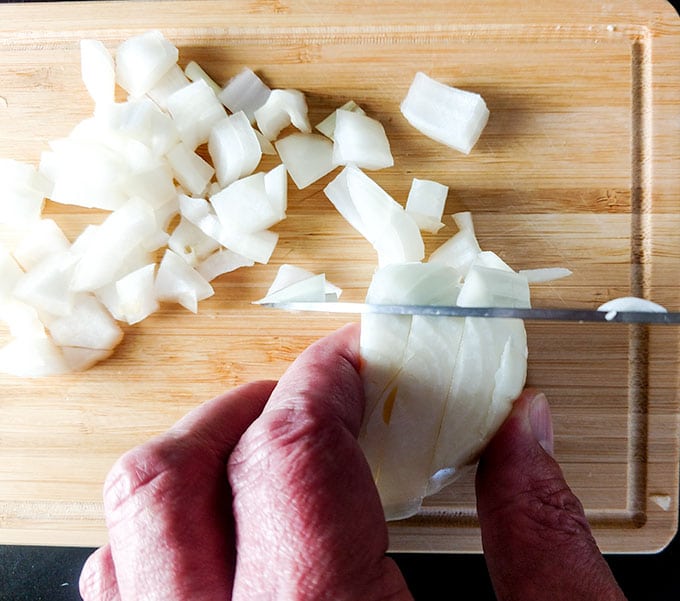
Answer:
[{"left": 0, "top": 0, "right": 678, "bottom": 553}]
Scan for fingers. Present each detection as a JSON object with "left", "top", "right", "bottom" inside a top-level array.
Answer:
[
  {"left": 475, "top": 389, "right": 626, "bottom": 601},
  {"left": 80, "top": 545, "right": 120, "bottom": 601},
  {"left": 89, "top": 379, "right": 276, "bottom": 601},
  {"left": 228, "top": 323, "right": 412, "bottom": 601}
]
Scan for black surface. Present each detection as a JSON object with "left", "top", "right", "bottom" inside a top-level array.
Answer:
[{"left": 1, "top": 531, "right": 679, "bottom": 600}]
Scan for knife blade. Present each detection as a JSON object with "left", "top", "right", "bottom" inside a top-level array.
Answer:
[{"left": 260, "top": 302, "right": 680, "bottom": 324}]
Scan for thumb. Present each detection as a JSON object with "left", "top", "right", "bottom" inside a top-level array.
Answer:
[{"left": 475, "top": 389, "right": 627, "bottom": 601}]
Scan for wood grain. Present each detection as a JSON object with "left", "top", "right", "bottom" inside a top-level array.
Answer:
[{"left": 0, "top": 0, "right": 678, "bottom": 552}]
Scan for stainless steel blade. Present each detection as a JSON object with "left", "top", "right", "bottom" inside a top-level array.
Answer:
[{"left": 260, "top": 302, "right": 680, "bottom": 324}]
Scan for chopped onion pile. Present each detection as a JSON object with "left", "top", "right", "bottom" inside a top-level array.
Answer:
[{"left": 0, "top": 31, "right": 331, "bottom": 377}]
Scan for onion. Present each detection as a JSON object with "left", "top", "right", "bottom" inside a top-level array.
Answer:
[
  {"left": 315, "top": 100, "right": 365, "bottom": 140},
  {"left": 166, "top": 79, "right": 227, "bottom": 150},
  {"left": 154, "top": 249, "right": 214, "bottom": 313},
  {"left": 208, "top": 111, "right": 262, "bottom": 187},
  {"left": 324, "top": 166, "right": 424, "bottom": 266},
  {"left": 184, "top": 61, "right": 222, "bottom": 97},
  {"left": 519, "top": 267, "right": 573, "bottom": 283},
  {"left": 97, "top": 263, "right": 159, "bottom": 325},
  {"left": 400, "top": 71, "right": 489, "bottom": 154},
  {"left": 357, "top": 214, "right": 528, "bottom": 520},
  {"left": 598, "top": 296, "right": 667, "bottom": 320},
  {"left": 0, "top": 159, "right": 48, "bottom": 225},
  {"left": 404, "top": 177, "right": 448, "bottom": 234},
  {"left": 115, "top": 30, "right": 179, "bottom": 97},
  {"left": 166, "top": 142, "right": 215, "bottom": 196},
  {"left": 196, "top": 248, "right": 254, "bottom": 282},
  {"left": 331, "top": 109, "right": 393, "bottom": 170},
  {"left": 218, "top": 67, "right": 271, "bottom": 123},
  {"left": 254, "top": 89, "right": 311, "bottom": 141},
  {"left": 147, "top": 64, "right": 191, "bottom": 111},
  {"left": 80, "top": 39, "right": 115, "bottom": 106},
  {"left": 255, "top": 263, "right": 342, "bottom": 304},
  {"left": 274, "top": 133, "right": 335, "bottom": 189}
]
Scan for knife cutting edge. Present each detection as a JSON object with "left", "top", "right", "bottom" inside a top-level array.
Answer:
[{"left": 260, "top": 302, "right": 680, "bottom": 324}]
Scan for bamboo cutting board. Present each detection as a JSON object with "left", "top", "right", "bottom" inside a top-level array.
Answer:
[{"left": 0, "top": 0, "right": 679, "bottom": 553}]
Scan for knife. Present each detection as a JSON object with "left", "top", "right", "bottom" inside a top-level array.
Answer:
[{"left": 260, "top": 302, "right": 680, "bottom": 324}]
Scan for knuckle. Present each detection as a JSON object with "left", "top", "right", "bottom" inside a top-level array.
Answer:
[
  {"left": 522, "top": 476, "right": 593, "bottom": 541},
  {"left": 103, "top": 437, "right": 184, "bottom": 515}
]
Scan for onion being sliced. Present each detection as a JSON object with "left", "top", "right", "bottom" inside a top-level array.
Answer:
[
  {"left": 274, "top": 133, "right": 335, "bottom": 189},
  {"left": 400, "top": 71, "right": 489, "bottom": 154}
]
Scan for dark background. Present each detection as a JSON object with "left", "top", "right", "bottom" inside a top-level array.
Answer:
[{"left": 1, "top": 0, "right": 679, "bottom": 599}]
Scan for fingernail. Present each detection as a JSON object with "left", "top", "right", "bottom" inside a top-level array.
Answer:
[{"left": 529, "top": 392, "right": 554, "bottom": 455}]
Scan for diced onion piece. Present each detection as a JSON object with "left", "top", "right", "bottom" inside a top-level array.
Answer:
[
  {"left": 332, "top": 109, "right": 393, "bottom": 170},
  {"left": 428, "top": 211, "right": 482, "bottom": 277},
  {"left": 196, "top": 249, "right": 254, "bottom": 282},
  {"left": 70, "top": 197, "right": 158, "bottom": 292},
  {"left": 115, "top": 30, "right": 179, "bottom": 97},
  {"left": 255, "top": 272, "right": 327, "bottom": 304},
  {"left": 166, "top": 142, "right": 215, "bottom": 197},
  {"left": 218, "top": 67, "right": 271, "bottom": 123},
  {"left": 95, "top": 98, "right": 180, "bottom": 157},
  {"left": 208, "top": 111, "right": 262, "bottom": 187},
  {"left": 326, "top": 166, "right": 424, "bottom": 266},
  {"left": 147, "top": 64, "right": 191, "bottom": 110},
  {"left": 315, "top": 100, "right": 365, "bottom": 140},
  {"left": 255, "top": 129, "right": 277, "bottom": 155},
  {"left": 124, "top": 161, "right": 177, "bottom": 209},
  {"left": 61, "top": 346, "right": 115, "bottom": 373},
  {"left": 98, "top": 263, "right": 159, "bottom": 325},
  {"left": 274, "top": 133, "right": 335, "bottom": 189},
  {"left": 210, "top": 172, "right": 283, "bottom": 234},
  {"left": 254, "top": 89, "right": 311, "bottom": 141},
  {"left": 0, "top": 337, "right": 69, "bottom": 378},
  {"left": 0, "top": 245, "right": 24, "bottom": 302},
  {"left": 264, "top": 164, "right": 288, "bottom": 219},
  {"left": 257, "top": 264, "right": 342, "bottom": 304},
  {"left": 400, "top": 71, "right": 489, "bottom": 154},
  {"left": 0, "top": 298, "right": 46, "bottom": 338},
  {"left": 184, "top": 61, "right": 222, "bottom": 97},
  {"left": 405, "top": 177, "right": 448, "bottom": 233},
  {"left": 0, "top": 159, "right": 47, "bottom": 225},
  {"left": 598, "top": 296, "right": 668, "bottom": 320},
  {"left": 519, "top": 267, "right": 573, "bottom": 283},
  {"left": 216, "top": 228, "right": 279, "bottom": 265},
  {"left": 12, "top": 219, "right": 71, "bottom": 271},
  {"left": 46, "top": 294, "right": 123, "bottom": 350},
  {"left": 80, "top": 39, "right": 115, "bottom": 106},
  {"left": 457, "top": 264, "right": 531, "bottom": 308},
  {"left": 43, "top": 138, "right": 129, "bottom": 210},
  {"left": 166, "top": 79, "right": 227, "bottom": 150},
  {"left": 12, "top": 250, "right": 77, "bottom": 318},
  {"left": 168, "top": 218, "right": 221, "bottom": 266},
  {"left": 154, "top": 249, "right": 214, "bottom": 313}
]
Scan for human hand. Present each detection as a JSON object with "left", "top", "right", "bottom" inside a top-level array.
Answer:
[
  {"left": 80, "top": 324, "right": 626, "bottom": 601},
  {"left": 79, "top": 323, "right": 411, "bottom": 601}
]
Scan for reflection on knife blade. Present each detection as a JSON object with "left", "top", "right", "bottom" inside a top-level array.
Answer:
[{"left": 260, "top": 302, "right": 680, "bottom": 324}]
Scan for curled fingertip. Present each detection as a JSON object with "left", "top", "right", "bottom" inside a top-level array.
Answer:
[{"left": 79, "top": 545, "right": 121, "bottom": 601}]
